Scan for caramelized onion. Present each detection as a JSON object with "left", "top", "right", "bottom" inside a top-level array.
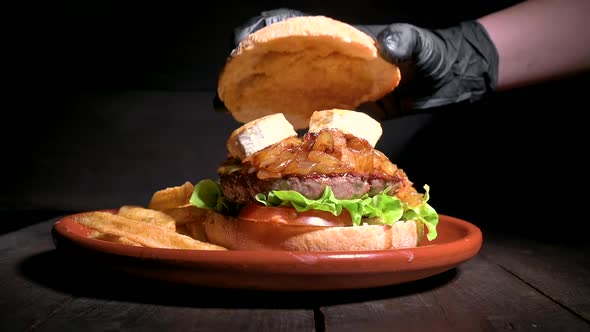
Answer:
[{"left": 244, "top": 128, "right": 399, "bottom": 180}]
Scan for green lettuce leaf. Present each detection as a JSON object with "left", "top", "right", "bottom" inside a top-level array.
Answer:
[
  {"left": 255, "top": 186, "right": 404, "bottom": 226},
  {"left": 190, "top": 179, "right": 223, "bottom": 210},
  {"left": 401, "top": 185, "right": 439, "bottom": 241},
  {"left": 191, "top": 179, "right": 439, "bottom": 240},
  {"left": 189, "top": 179, "right": 241, "bottom": 215},
  {"left": 256, "top": 185, "right": 438, "bottom": 240}
]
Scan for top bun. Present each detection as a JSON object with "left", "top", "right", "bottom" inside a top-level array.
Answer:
[{"left": 217, "top": 16, "right": 401, "bottom": 130}]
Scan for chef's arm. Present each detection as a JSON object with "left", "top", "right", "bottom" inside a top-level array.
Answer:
[{"left": 478, "top": 0, "right": 590, "bottom": 91}]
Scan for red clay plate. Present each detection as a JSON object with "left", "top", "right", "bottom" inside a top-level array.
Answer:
[{"left": 52, "top": 211, "right": 482, "bottom": 291}]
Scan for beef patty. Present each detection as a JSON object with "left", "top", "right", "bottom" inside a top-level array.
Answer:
[{"left": 220, "top": 172, "right": 406, "bottom": 204}]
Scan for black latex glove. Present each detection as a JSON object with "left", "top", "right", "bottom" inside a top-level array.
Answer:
[
  {"left": 360, "top": 21, "right": 499, "bottom": 119},
  {"left": 219, "top": 9, "right": 499, "bottom": 120}
]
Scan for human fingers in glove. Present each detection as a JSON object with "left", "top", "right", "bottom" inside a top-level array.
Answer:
[
  {"left": 223, "top": 1, "right": 590, "bottom": 118},
  {"left": 230, "top": 9, "right": 498, "bottom": 118},
  {"left": 370, "top": 0, "right": 590, "bottom": 117}
]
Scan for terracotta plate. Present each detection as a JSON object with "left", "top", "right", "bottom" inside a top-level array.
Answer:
[{"left": 52, "top": 212, "right": 482, "bottom": 291}]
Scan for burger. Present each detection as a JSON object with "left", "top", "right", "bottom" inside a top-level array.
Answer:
[{"left": 190, "top": 15, "right": 438, "bottom": 251}]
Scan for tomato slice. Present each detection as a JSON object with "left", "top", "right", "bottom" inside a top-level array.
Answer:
[{"left": 238, "top": 203, "right": 353, "bottom": 227}]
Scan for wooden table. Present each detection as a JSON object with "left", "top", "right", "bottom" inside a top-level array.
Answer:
[{"left": 2, "top": 214, "right": 589, "bottom": 331}]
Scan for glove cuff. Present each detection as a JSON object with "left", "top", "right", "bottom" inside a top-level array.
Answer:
[
  {"left": 409, "top": 20, "right": 499, "bottom": 109},
  {"left": 460, "top": 20, "right": 499, "bottom": 92},
  {"left": 370, "top": 20, "right": 499, "bottom": 119}
]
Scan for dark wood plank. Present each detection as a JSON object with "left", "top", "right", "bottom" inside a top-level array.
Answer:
[
  {"left": 4, "top": 218, "right": 589, "bottom": 331},
  {"left": 320, "top": 254, "right": 590, "bottom": 332},
  {"left": 0, "top": 220, "right": 74, "bottom": 332},
  {"left": 33, "top": 299, "right": 313, "bottom": 332},
  {"left": 480, "top": 233, "right": 590, "bottom": 322},
  {"left": 1, "top": 219, "right": 315, "bottom": 331}
]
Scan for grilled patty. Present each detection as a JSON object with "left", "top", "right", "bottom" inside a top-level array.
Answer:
[{"left": 219, "top": 172, "right": 405, "bottom": 204}]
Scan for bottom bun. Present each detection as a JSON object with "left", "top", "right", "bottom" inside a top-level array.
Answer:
[{"left": 203, "top": 211, "right": 423, "bottom": 251}]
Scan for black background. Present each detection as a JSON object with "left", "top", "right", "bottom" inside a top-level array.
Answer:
[{"left": 6, "top": 1, "right": 589, "bottom": 240}]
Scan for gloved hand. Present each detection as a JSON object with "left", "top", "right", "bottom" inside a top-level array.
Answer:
[
  {"left": 223, "top": 9, "right": 499, "bottom": 119},
  {"left": 364, "top": 21, "right": 499, "bottom": 118}
]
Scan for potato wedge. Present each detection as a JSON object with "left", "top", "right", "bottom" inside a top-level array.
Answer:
[
  {"left": 148, "top": 182, "right": 194, "bottom": 210},
  {"left": 159, "top": 204, "right": 209, "bottom": 226},
  {"left": 117, "top": 205, "right": 176, "bottom": 230},
  {"left": 175, "top": 224, "right": 190, "bottom": 236},
  {"left": 89, "top": 231, "right": 143, "bottom": 247},
  {"left": 184, "top": 221, "right": 207, "bottom": 242},
  {"left": 76, "top": 211, "right": 226, "bottom": 250}
]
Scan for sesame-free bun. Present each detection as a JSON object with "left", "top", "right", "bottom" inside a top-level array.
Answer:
[
  {"left": 203, "top": 211, "right": 422, "bottom": 251},
  {"left": 217, "top": 16, "right": 401, "bottom": 130}
]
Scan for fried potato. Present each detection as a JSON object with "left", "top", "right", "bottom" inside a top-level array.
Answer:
[
  {"left": 148, "top": 181, "right": 194, "bottom": 210},
  {"left": 117, "top": 205, "right": 176, "bottom": 230},
  {"left": 159, "top": 204, "right": 209, "bottom": 226},
  {"left": 89, "top": 231, "right": 143, "bottom": 247},
  {"left": 175, "top": 224, "right": 190, "bottom": 236},
  {"left": 76, "top": 211, "right": 227, "bottom": 250},
  {"left": 158, "top": 205, "right": 209, "bottom": 241},
  {"left": 184, "top": 221, "right": 207, "bottom": 242}
]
